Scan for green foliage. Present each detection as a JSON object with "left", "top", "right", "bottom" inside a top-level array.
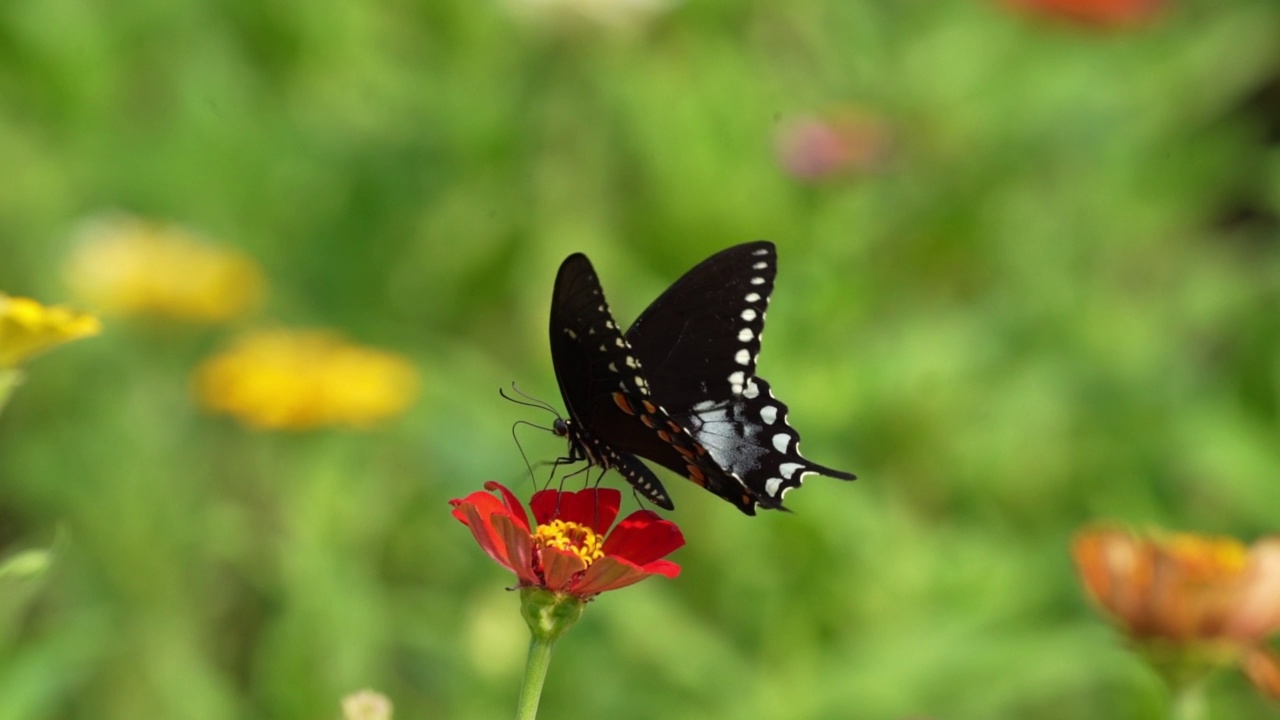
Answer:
[{"left": 2, "top": 0, "right": 1279, "bottom": 717}]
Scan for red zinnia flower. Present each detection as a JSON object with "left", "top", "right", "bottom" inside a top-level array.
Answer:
[{"left": 450, "top": 482, "right": 683, "bottom": 598}]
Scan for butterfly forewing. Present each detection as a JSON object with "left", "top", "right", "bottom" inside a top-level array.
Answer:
[{"left": 626, "top": 241, "right": 775, "bottom": 401}]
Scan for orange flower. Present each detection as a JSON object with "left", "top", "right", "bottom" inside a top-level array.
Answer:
[
  {"left": 64, "top": 213, "right": 263, "bottom": 322},
  {"left": 1073, "top": 526, "right": 1280, "bottom": 696},
  {"left": 193, "top": 330, "right": 418, "bottom": 430}
]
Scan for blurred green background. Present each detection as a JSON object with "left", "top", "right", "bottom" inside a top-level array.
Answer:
[{"left": 3, "top": 0, "right": 1280, "bottom": 718}]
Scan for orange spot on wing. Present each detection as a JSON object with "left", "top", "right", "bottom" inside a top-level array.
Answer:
[
  {"left": 686, "top": 464, "right": 706, "bottom": 486},
  {"left": 612, "top": 392, "right": 635, "bottom": 415}
]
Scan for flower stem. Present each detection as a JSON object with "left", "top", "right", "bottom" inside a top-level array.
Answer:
[
  {"left": 1170, "top": 682, "right": 1206, "bottom": 720},
  {"left": 515, "top": 636, "right": 555, "bottom": 720}
]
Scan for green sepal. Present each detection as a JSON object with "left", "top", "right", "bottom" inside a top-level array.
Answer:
[{"left": 519, "top": 587, "right": 586, "bottom": 644}]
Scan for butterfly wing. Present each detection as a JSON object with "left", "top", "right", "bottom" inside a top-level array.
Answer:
[
  {"left": 626, "top": 241, "right": 776, "bottom": 402},
  {"left": 550, "top": 254, "right": 755, "bottom": 512},
  {"left": 625, "top": 241, "right": 856, "bottom": 512}
]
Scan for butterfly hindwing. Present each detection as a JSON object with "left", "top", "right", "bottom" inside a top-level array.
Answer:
[{"left": 674, "top": 376, "right": 855, "bottom": 509}]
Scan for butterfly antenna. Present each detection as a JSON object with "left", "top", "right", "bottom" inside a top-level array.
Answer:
[
  {"left": 500, "top": 383, "right": 561, "bottom": 419},
  {"left": 509, "top": 420, "right": 545, "bottom": 485}
]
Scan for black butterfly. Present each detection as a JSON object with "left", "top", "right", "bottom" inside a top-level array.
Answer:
[{"left": 549, "top": 241, "right": 856, "bottom": 516}]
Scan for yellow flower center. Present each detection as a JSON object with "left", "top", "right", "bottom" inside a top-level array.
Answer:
[
  {"left": 535, "top": 520, "right": 605, "bottom": 565},
  {"left": 1165, "top": 534, "right": 1248, "bottom": 581}
]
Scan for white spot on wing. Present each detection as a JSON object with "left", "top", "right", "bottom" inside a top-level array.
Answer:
[
  {"left": 741, "top": 308, "right": 757, "bottom": 322},
  {"left": 779, "top": 462, "right": 804, "bottom": 480},
  {"left": 760, "top": 405, "right": 778, "bottom": 424},
  {"left": 566, "top": 329, "right": 578, "bottom": 339},
  {"left": 735, "top": 349, "right": 751, "bottom": 365},
  {"left": 750, "top": 277, "right": 765, "bottom": 286},
  {"left": 728, "top": 371, "right": 745, "bottom": 394},
  {"left": 738, "top": 328, "right": 754, "bottom": 342},
  {"left": 743, "top": 379, "right": 760, "bottom": 399},
  {"left": 765, "top": 477, "right": 783, "bottom": 496},
  {"left": 745, "top": 293, "right": 761, "bottom": 303},
  {"left": 772, "top": 433, "right": 791, "bottom": 452},
  {"left": 752, "top": 248, "right": 769, "bottom": 256},
  {"left": 753, "top": 261, "right": 768, "bottom": 270}
]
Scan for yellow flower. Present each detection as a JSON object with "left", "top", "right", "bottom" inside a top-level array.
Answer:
[
  {"left": 0, "top": 295, "right": 101, "bottom": 368},
  {"left": 64, "top": 213, "right": 263, "bottom": 322},
  {"left": 1073, "top": 525, "right": 1280, "bottom": 697},
  {"left": 193, "top": 330, "right": 418, "bottom": 430}
]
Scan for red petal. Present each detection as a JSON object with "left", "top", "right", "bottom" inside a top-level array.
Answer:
[
  {"left": 572, "top": 556, "right": 676, "bottom": 596},
  {"left": 562, "top": 488, "right": 621, "bottom": 534},
  {"left": 602, "top": 510, "right": 684, "bottom": 566},
  {"left": 530, "top": 487, "right": 621, "bottom": 533},
  {"left": 491, "top": 514, "right": 539, "bottom": 586},
  {"left": 540, "top": 547, "right": 587, "bottom": 591},
  {"left": 449, "top": 487, "right": 507, "bottom": 523},
  {"left": 529, "top": 489, "right": 560, "bottom": 526},
  {"left": 451, "top": 495, "right": 519, "bottom": 574},
  {"left": 637, "top": 559, "right": 681, "bottom": 579},
  {"left": 483, "top": 481, "right": 530, "bottom": 532}
]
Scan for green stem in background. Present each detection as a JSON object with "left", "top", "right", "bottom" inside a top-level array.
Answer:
[
  {"left": 0, "top": 369, "right": 23, "bottom": 417},
  {"left": 1170, "top": 682, "right": 1206, "bottom": 720},
  {"left": 515, "top": 636, "right": 555, "bottom": 720}
]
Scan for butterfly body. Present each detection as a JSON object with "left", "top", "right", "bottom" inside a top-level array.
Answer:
[{"left": 549, "top": 241, "right": 855, "bottom": 515}]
